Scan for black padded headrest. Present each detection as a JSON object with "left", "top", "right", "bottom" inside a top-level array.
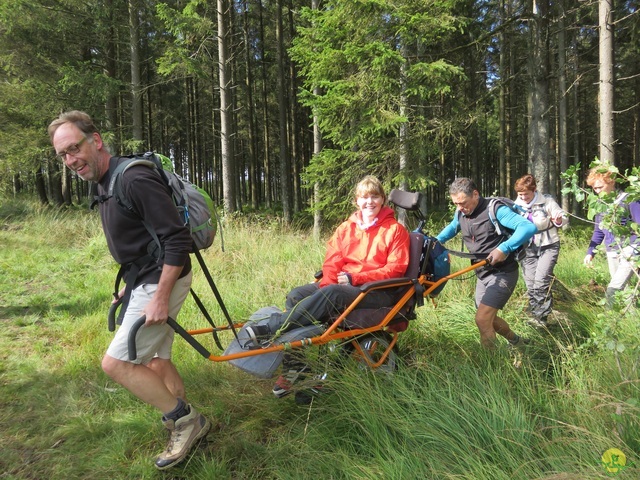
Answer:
[{"left": 389, "top": 189, "right": 422, "bottom": 211}]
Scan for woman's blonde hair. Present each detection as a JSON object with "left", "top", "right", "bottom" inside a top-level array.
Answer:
[{"left": 355, "top": 175, "right": 386, "bottom": 203}]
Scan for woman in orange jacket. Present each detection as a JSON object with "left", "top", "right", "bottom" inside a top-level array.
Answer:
[{"left": 247, "top": 175, "right": 410, "bottom": 397}]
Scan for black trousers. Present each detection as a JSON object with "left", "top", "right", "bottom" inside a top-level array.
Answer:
[{"left": 266, "top": 282, "right": 398, "bottom": 335}]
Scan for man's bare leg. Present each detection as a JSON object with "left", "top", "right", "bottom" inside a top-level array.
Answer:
[{"left": 102, "top": 355, "right": 179, "bottom": 413}]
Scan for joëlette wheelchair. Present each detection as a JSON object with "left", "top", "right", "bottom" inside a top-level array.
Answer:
[{"left": 122, "top": 189, "right": 487, "bottom": 378}]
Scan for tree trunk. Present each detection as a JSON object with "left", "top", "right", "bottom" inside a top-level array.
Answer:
[
  {"left": 105, "top": 0, "right": 118, "bottom": 138},
  {"left": 312, "top": 0, "right": 323, "bottom": 241},
  {"left": 508, "top": 10, "right": 517, "bottom": 190},
  {"left": 242, "top": 0, "right": 259, "bottom": 209},
  {"left": 397, "top": 49, "right": 409, "bottom": 225},
  {"left": 218, "top": 0, "right": 236, "bottom": 213},
  {"left": 599, "top": 0, "right": 615, "bottom": 164},
  {"left": 228, "top": 5, "right": 242, "bottom": 211},
  {"left": 312, "top": 123, "right": 323, "bottom": 241},
  {"left": 12, "top": 173, "right": 21, "bottom": 195},
  {"left": 35, "top": 167, "right": 48, "bottom": 205},
  {"left": 129, "top": 0, "right": 143, "bottom": 142},
  {"left": 48, "top": 159, "right": 65, "bottom": 206},
  {"left": 465, "top": 43, "right": 479, "bottom": 183},
  {"left": 527, "top": 0, "right": 551, "bottom": 193},
  {"left": 287, "top": 0, "right": 302, "bottom": 213},
  {"left": 258, "top": 1, "right": 272, "bottom": 208},
  {"left": 61, "top": 163, "right": 73, "bottom": 206},
  {"left": 276, "top": 0, "right": 292, "bottom": 223},
  {"left": 571, "top": 32, "right": 582, "bottom": 216},
  {"left": 557, "top": 0, "right": 568, "bottom": 207},
  {"left": 499, "top": 0, "right": 508, "bottom": 195}
]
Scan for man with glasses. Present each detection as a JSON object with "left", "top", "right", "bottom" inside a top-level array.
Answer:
[
  {"left": 48, "top": 111, "right": 210, "bottom": 470},
  {"left": 584, "top": 168, "right": 640, "bottom": 307}
]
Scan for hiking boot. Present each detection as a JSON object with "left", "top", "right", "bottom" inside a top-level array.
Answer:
[
  {"left": 546, "top": 311, "right": 565, "bottom": 326},
  {"left": 294, "top": 373, "right": 329, "bottom": 405},
  {"left": 508, "top": 335, "right": 530, "bottom": 369},
  {"left": 155, "top": 405, "right": 211, "bottom": 470},
  {"left": 509, "top": 334, "right": 530, "bottom": 349},
  {"left": 245, "top": 324, "right": 272, "bottom": 348},
  {"left": 272, "top": 366, "right": 308, "bottom": 398},
  {"left": 527, "top": 317, "right": 549, "bottom": 329}
]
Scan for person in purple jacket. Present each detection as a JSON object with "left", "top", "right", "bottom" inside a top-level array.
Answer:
[
  {"left": 583, "top": 168, "right": 640, "bottom": 307},
  {"left": 49, "top": 111, "right": 210, "bottom": 470}
]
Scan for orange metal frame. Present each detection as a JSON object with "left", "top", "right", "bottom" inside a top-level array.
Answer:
[{"left": 172, "top": 259, "right": 488, "bottom": 369}]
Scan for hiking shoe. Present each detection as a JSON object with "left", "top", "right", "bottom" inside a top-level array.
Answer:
[
  {"left": 294, "top": 374, "right": 328, "bottom": 405},
  {"left": 245, "top": 324, "right": 271, "bottom": 348},
  {"left": 509, "top": 335, "right": 530, "bottom": 349},
  {"left": 527, "top": 318, "right": 549, "bottom": 329},
  {"left": 508, "top": 335, "right": 530, "bottom": 368},
  {"left": 272, "top": 366, "right": 308, "bottom": 398},
  {"left": 155, "top": 405, "right": 211, "bottom": 470}
]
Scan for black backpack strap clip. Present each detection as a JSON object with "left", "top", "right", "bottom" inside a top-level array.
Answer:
[{"left": 91, "top": 194, "right": 111, "bottom": 210}]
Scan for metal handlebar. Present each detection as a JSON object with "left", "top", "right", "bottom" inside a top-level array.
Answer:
[
  {"left": 107, "top": 297, "right": 123, "bottom": 332},
  {"left": 128, "top": 316, "right": 211, "bottom": 361}
]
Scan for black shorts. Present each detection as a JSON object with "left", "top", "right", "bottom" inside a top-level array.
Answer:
[{"left": 475, "top": 267, "right": 519, "bottom": 310}]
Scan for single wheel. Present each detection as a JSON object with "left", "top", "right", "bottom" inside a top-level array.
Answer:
[{"left": 351, "top": 332, "right": 398, "bottom": 373}]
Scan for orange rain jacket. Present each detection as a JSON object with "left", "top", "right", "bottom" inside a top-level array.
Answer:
[{"left": 319, "top": 206, "right": 411, "bottom": 288}]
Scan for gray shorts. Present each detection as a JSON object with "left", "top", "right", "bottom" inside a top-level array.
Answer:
[
  {"left": 106, "top": 271, "right": 192, "bottom": 364},
  {"left": 475, "top": 268, "right": 518, "bottom": 310}
]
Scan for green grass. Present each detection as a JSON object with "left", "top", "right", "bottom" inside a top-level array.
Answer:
[{"left": 1, "top": 197, "right": 639, "bottom": 479}]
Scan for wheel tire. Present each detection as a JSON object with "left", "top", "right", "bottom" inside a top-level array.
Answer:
[{"left": 351, "top": 332, "right": 399, "bottom": 373}]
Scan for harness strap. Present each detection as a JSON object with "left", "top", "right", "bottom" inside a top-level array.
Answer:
[
  {"left": 92, "top": 158, "right": 122, "bottom": 210},
  {"left": 414, "top": 281, "right": 425, "bottom": 308},
  {"left": 113, "top": 254, "right": 155, "bottom": 325},
  {"left": 420, "top": 235, "right": 436, "bottom": 276},
  {"left": 447, "top": 249, "right": 478, "bottom": 259}
]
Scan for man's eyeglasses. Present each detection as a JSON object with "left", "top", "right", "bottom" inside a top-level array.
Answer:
[{"left": 56, "top": 136, "right": 87, "bottom": 160}]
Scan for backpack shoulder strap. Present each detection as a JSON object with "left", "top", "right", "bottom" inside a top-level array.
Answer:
[
  {"left": 112, "top": 157, "right": 168, "bottom": 256},
  {"left": 487, "top": 197, "right": 525, "bottom": 235},
  {"left": 486, "top": 197, "right": 503, "bottom": 235},
  {"left": 108, "top": 158, "right": 159, "bottom": 214},
  {"left": 615, "top": 191, "right": 629, "bottom": 206},
  {"left": 90, "top": 157, "right": 122, "bottom": 209},
  {"left": 90, "top": 155, "right": 161, "bottom": 210}
]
